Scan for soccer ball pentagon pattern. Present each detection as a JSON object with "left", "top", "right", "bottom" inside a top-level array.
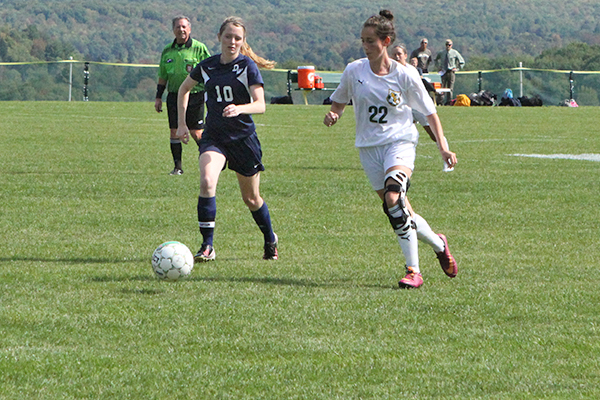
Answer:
[{"left": 151, "top": 241, "right": 194, "bottom": 281}]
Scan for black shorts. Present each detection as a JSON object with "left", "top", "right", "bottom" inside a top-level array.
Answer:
[
  {"left": 166, "top": 91, "right": 205, "bottom": 130},
  {"left": 198, "top": 133, "right": 265, "bottom": 177}
]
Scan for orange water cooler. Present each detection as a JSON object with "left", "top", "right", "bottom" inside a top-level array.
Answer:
[{"left": 297, "top": 66, "right": 315, "bottom": 89}]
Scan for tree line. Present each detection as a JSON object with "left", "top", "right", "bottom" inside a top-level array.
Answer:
[
  {"left": 3, "top": 0, "right": 600, "bottom": 103},
  {"left": 4, "top": 0, "right": 600, "bottom": 68}
]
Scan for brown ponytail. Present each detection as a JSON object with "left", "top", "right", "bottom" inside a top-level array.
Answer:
[{"left": 363, "top": 9, "right": 396, "bottom": 44}]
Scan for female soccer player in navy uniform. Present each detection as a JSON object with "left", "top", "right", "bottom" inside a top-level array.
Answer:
[
  {"left": 324, "top": 10, "right": 458, "bottom": 288},
  {"left": 176, "top": 16, "right": 278, "bottom": 261}
]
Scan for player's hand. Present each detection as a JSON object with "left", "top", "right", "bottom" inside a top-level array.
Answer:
[
  {"left": 154, "top": 98, "right": 162, "bottom": 113},
  {"left": 176, "top": 126, "right": 190, "bottom": 144},
  {"left": 222, "top": 104, "right": 239, "bottom": 118},
  {"left": 324, "top": 111, "right": 339, "bottom": 127},
  {"left": 440, "top": 149, "right": 457, "bottom": 168}
]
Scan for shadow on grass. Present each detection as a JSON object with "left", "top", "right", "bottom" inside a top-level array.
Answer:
[
  {"left": 4, "top": 257, "right": 396, "bottom": 290},
  {"left": 3, "top": 171, "right": 148, "bottom": 175},
  {"left": 120, "top": 288, "right": 164, "bottom": 295},
  {"left": 91, "top": 275, "right": 155, "bottom": 282},
  {"left": 92, "top": 274, "right": 393, "bottom": 290},
  {"left": 1, "top": 257, "right": 146, "bottom": 264},
  {"left": 195, "top": 275, "right": 394, "bottom": 291}
]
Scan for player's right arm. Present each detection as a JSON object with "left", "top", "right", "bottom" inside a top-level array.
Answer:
[
  {"left": 325, "top": 62, "right": 353, "bottom": 127},
  {"left": 324, "top": 101, "right": 346, "bottom": 127},
  {"left": 176, "top": 75, "right": 198, "bottom": 144}
]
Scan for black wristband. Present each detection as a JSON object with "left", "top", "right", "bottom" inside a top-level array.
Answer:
[{"left": 156, "top": 84, "right": 166, "bottom": 99}]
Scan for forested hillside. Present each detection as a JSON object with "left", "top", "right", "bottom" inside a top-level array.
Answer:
[
  {"left": 3, "top": 0, "right": 600, "bottom": 69},
  {"left": 3, "top": 0, "right": 600, "bottom": 104}
]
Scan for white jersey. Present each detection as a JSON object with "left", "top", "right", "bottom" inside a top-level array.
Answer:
[{"left": 331, "top": 58, "right": 436, "bottom": 147}]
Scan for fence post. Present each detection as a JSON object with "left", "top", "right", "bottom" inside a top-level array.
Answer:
[
  {"left": 68, "top": 56, "right": 73, "bottom": 102},
  {"left": 83, "top": 62, "right": 89, "bottom": 101},
  {"left": 569, "top": 71, "right": 574, "bottom": 100},
  {"left": 519, "top": 62, "right": 523, "bottom": 98},
  {"left": 478, "top": 71, "right": 482, "bottom": 92}
]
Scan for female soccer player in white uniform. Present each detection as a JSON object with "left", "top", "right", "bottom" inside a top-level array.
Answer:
[
  {"left": 324, "top": 10, "right": 458, "bottom": 288},
  {"left": 176, "top": 16, "right": 278, "bottom": 262}
]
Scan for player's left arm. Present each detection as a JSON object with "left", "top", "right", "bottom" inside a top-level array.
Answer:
[
  {"left": 222, "top": 84, "right": 265, "bottom": 117},
  {"left": 425, "top": 113, "right": 457, "bottom": 168}
]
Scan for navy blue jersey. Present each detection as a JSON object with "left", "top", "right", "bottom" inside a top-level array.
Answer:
[{"left": 190, "top": 54, "right": 264, "bottom": 143}]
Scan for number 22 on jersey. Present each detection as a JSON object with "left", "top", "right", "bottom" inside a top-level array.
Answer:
[{"left": 368, "top": 105, "right": 388, "bottom": 124}]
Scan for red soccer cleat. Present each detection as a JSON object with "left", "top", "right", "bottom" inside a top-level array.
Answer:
[
  {"left": 398, "top": 267, "right": 423, "bottom": 289},
  {"left": 436, "top": 234, "right": 457, "bottom": 278}
]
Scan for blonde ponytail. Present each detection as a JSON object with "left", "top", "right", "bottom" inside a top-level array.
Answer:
[{"left": 241, "top": 43, "right": 276, "bottom": 70}]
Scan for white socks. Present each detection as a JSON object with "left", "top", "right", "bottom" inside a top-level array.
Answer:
[
  {"left": 413, "top": 213, "right": 445, "bottom": 253},
  {"left": 396, "top": 227, "right": 419, "bottom": 273}
]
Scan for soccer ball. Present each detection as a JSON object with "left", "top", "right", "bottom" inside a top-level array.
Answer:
[{"left": 151, "top": 241, "right": 194, "bottom": 281}]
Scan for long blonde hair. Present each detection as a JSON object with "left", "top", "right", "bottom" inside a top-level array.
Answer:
[{"left": 219, "top": 16, "right": 276, "bottom": 70}]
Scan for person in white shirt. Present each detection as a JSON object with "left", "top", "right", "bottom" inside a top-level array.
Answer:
[{"left": 323, "top": 10, "right": 458, "bottom": 288}]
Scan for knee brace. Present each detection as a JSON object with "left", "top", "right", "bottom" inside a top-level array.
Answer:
[
  {"left": 383, "top": 202, "right": 415, "bottom": 240},
  {"left": 382, "top": 170, "right": 414, "bottom": 239},
  {"left": 384, "top": 170, "right": 411, "bottom": 196},
  {"left": 383, "top": 169, "right": 411, "bottom": 214}
]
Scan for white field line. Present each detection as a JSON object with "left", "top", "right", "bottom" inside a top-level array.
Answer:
[{"left": 509, "top": 153, "right": 600, "bottom": 162}]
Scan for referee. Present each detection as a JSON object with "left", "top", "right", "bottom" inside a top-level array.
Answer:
[{"left": 155, "top": 16, "right": 210, "bottom": 175}]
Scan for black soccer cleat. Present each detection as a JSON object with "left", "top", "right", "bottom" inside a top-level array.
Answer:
[
  {"left": 195, "top": 243, "right": 215, "bottom": 262},
  {"left": 263, "top": 234, "right": 278, "bottom": 260}
]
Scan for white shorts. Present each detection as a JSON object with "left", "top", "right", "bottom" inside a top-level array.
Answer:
[
  {"left": 359, "top": 140, "right": 417, "bottom": 191},
  {"left": 412, "top": 109, "right": 429, "bottom": 127}
]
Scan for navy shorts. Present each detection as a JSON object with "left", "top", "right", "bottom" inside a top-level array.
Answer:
[
  {"left": 166, "top": 91, "right": 205, "bottom": 130},
  {"left": 198, "top": 133, "right": 265, "bottom": 177}
]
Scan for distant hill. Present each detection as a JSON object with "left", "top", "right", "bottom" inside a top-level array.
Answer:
[{"left": 3, "top": 0, "right": 600, "bottom": 70}]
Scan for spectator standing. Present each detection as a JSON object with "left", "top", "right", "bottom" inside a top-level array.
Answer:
[
  {"left": 435, "top": 39, "right": 465, "bottom": 104},
  {"left": 156, "top": 16, "right": 210, "bottom": 175},
  {"left": 410, "top": 38, "right": 432, "bottom": 73}
]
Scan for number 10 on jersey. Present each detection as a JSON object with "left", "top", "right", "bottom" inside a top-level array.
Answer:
[{"left": 215, "top": 85, "right": 233, "bottom": 102}]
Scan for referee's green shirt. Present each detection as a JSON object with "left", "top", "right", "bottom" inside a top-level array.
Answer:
[{"left": 158, "top": 37, "right": 210, "bottom": 94}]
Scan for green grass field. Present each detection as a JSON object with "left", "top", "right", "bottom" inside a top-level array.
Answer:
[{"left": 1, "top": 102, "right": 600, "bottom": 399}]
